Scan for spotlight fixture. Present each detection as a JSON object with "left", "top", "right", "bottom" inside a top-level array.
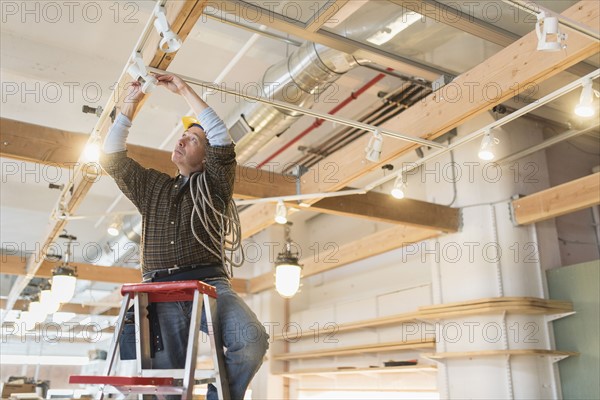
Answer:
[
  {"left": 274, "top": 200, "right": 287, "bottom": 225},
  {"left": 367, "top": 12, "right": 422, "bottom": 46},
  {"left": 391, "top": 175, "right": 406, "bottom": 199},
  {"left": 127, "top": 52, "right": 158, "bottom": 94},
  {"left": 51, "top": 233, "right": 78, "bottom": 303},
  {"left": 274, "top": 224, "right": 302, "bottom": 298},
  {"left": 107, "top": 217, "right": 122, "bottom": 237},
  {"left": 365, "top": 129, "right": 383, "bottom": 162},
  {"left": 478, "top": 129, "right": 499, "bottom": 161},
  {"left": 575, "top": 78, "right": 596, "bottom": 117},
  {"left": 154, "top": 5, "right": 182, "bottom": 53},
  {"left": 535, "top": 12, "right": 567, "bottom": 52}
]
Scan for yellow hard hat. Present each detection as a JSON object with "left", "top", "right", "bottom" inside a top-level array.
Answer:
[{"left": 181, "top": 116, "right": 204, "bottom": 131}]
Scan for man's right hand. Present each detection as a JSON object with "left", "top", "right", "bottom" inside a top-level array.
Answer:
[{"left": 121, "top": 81, "right": 145, "bottom": 120}]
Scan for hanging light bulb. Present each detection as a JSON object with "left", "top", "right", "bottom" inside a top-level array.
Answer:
[
  {"left": 478, "top": 129, "right": 499, "bottom": 161},
  {"left": 51, "top": 232, "right": 78, "bottom": 303},
  {"left": 365, "top": 129, "right": 383, "bottom": 162},
  {"left": 19, "top": 311, "right": 37, "bottom": 331},
  {"left": 391, "top": 175, "right": 406, "bottom": 199},
  {"left": 83, "top": 142, "right": 100, "bottom": 162},
  {"left": 274, "top": 224, "right": 302, "bottom": 298},
  {"left": 575, "top": 78, "right": 595, "bottom": 117},
  {"left": 274, "top": 200, "right": 287, "bottom": 225},
  {"left": 28, "top": 297, "right": 48, "bottom": 324},
  {"left": 51, "top": 265, "right": 77, "bottom": 303},
  {"left": 40, "top": 283, "right": 60, "bottom": 315}
]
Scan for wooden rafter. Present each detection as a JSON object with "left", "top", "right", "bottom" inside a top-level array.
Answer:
[
  {"left": 512, "top": 172, "right": 600, "bottom": 225},
  {"left": 310, "top": 190, "right": 460, "bottom": 232},
  {"left": 0, "top": 254, "right": 248, "bottom": 294},
  {"left": 0, "top": 298, "right": 119, "bottom": 316},
  {"left": 0, "top": 117, "right": 296, "bottom": 199}
]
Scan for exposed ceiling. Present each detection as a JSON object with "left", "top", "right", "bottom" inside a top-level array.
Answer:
[{"left": 1, "top": 0, "right": 598, "bottom": 352}]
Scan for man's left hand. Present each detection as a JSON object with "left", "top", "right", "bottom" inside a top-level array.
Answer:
[{"left": 155, "top": 74, "right": 189, "bottom": 95}]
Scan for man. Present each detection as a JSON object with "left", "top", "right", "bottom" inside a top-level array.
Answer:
[{"left": 101, "top": 74, "right": 269, "bottom": 399}]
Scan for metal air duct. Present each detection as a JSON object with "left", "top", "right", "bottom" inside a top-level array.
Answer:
[{"left": 229, "top": 41, "right": 360, "bottom": 163}]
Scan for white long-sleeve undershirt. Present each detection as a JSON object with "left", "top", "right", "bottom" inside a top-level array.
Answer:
[{"left": 103, "top": 108, "right": 232, "bottom": 154}]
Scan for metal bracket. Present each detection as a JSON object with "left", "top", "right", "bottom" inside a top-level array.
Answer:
[
  {"left": 545, "top": 311, "right": 576, "bottom": 322},
  {"left": 508, "top": 194, "right": 522, "bottom": 227},
  {"left": 292, "top": 165, "right": 309, "bottom": 206}
]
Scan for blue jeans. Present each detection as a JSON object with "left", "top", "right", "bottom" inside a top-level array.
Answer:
[{"left": 151, "top": 277, "right": 269, "bottom": 399}]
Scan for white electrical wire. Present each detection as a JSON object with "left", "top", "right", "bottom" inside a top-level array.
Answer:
[{"left": 189, "top": 171, "right": 244, "bottom": 277}]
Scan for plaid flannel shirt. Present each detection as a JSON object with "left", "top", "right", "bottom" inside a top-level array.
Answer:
[{"left": 100, "top": 143, "right": 236, "bottom": 275}]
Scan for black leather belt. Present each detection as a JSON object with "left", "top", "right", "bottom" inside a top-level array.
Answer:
[{"left": 142, "top": 263, "right": 226, "bottom": 283}]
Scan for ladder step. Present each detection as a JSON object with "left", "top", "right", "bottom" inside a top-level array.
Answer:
[{"left": 69, "top": 375, "right": 174, "bottom": 386}]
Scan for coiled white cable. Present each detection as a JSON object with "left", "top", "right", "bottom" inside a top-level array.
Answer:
[{"left": 189, "top": 171, "right": 244, "bottom": 277}]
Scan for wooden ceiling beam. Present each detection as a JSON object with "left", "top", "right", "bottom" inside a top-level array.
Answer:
[
  {"left": 0, "top": 117, "right": 296, "bottom": 199},
  {"left": 1, "top": 254, "right": 248, "bottom": 294},
  {"left": 0, "top": 298, "right": 119, "bottom": 316},
  {"left": 309, "top": 190, "right": 460, "bottom": 233},
  {"left": 513, "top": 172, "right": 600, "bottom": 225}
]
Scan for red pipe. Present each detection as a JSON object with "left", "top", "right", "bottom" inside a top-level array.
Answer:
[{"left": 256, "top": 70, "right": 390, "bottom": 168}]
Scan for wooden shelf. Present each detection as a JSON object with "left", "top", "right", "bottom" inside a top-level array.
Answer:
[
  {"left": 273, "top": 339, "right": 435, "bottom": 361},
  {"left": 273, "top": 297, "right": 573, "bottom": 342},
  {"left": 417, "top": 297, "right": 573, "bottom": 320},
  {"left": 272, "top": 312, "right": 420, "bottom": 341},
  {"left": 423, "top": 349, "right": 579, "bottom": 362},
  {"left": 276, "top": 364, "right": 437, "bottom": 378}
]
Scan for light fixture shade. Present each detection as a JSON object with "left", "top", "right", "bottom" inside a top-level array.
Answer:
[
  {"left": 575, "top": 79, "right": 595, "bottom": 117},
  {"left": 391, "top": 176, "right": 406, "bottom": 199},
  {"left": 51, "top": 266, "right": 77, "bottom": 303},
  {"left": 478, "top": 130, "right": 498, "bottom": 161},
  {"left": 275, "top": 263, "right": 302, "bottom": 298},
  {"left": 274, "top": 200, "right": 287, "bottom": 224},
  {"left": 19, "top": 311, "right": 37, "bottom": 331},
  {"left": 40, "top": 288, "right": 60, "bottom": 315},
  {"left": 28, "top": 300, "right": 47, "bottom": 324}
]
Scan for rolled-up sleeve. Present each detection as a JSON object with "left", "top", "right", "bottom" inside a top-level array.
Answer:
[{"left": 197, "top": 107, "right": 232, "bottom": 146}]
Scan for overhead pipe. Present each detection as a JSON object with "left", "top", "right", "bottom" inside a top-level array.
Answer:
[
  {"left": 257, "top": 70, "right": 391, "bottom": 168},
  {"left": 147, "top": 66, "right": 446, "bottom": 150}
]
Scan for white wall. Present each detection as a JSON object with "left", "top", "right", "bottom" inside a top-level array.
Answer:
[{"left": 250, "top": 112, "right": 599, "bottom": 399}]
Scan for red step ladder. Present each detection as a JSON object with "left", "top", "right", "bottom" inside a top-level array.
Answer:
[{"left": 70, "top": 280, "right": 230, "bottom": 399}]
